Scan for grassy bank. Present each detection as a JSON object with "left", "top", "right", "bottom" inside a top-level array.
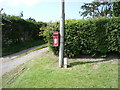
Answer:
[
  {"left": 2, "top": 39, "right": 46, "bottom": 56},
  {"left": 2, "top": 44, "right": 48, "bottom": 63},
  {"left": 2, "top": 50, "right": 118, "bottom": 88}
]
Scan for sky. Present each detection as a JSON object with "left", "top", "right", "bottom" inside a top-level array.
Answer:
[{"left": 0, "top": 0, "right": 93, "bottom": 22}]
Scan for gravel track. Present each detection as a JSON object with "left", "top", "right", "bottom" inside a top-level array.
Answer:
[
  {"left": 0, "top": 45, "right": 48, "bottom": 76},
  {"left": 1, "top": 44, "right": 46, "bottom": 62}
]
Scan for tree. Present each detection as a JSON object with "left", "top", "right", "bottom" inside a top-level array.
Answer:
[
  {"left": 113, "top": 1, "right": 120, "bottom": 17},
  {"left": 80, "top": 1, "right": 112, "bottom": 18},
  {"left": 27, "top": 17, "right": 36, "bottom": 22},
  {"left": 19, "top": 11, "right": 23, "bottom": 17},
  {"left": 0, "top": 8, "right": 3, "bottom": 13}
]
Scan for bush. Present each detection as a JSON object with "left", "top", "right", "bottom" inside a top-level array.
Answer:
[
  {"left": 2, "top": 15, "right": 47, "bottom": 47},
  {"left": 42, "top": 17, "right": 120, "bottom": 57}
]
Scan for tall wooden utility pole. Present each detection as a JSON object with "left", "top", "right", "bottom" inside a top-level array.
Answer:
[{"left": 59, "top": 0, "right": 65, "bottom": 68}]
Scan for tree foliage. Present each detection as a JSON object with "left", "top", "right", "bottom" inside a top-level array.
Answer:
[
  {"left": 113, "top": 1, "right": 120, "bottom": 17},
  {"left": 80, "top": 1, "right": 112, "bottom": 18}
]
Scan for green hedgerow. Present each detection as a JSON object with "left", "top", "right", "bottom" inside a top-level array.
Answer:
[{"left": 42, "top": 17, "right": 120, "bottom": 57}]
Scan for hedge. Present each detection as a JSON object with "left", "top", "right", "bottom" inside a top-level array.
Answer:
[
  {"left": 2, "top": 15, "right": 46, "bottom": 47},
  {"left": 42, "top": 17, "right": 120, "bottom": 57}
]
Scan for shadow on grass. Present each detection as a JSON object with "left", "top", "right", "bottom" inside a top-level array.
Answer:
[{"left": 69, "top": 56, "right": 119, "bottom": 67}]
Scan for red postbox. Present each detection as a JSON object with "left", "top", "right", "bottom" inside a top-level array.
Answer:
[{"left": 52, "top": 32, "right": 60, "bottom": 46}]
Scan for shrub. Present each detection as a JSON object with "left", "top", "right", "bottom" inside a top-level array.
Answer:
[
  {"left": 42, "top": 17, "right": 120, "bottom": 57},
  {"left": 2, "top": 15, "right": 47, "bottom": 46}
]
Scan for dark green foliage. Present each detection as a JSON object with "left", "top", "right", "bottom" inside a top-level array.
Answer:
[
  {"left": 2, "top": 39, "right": 46, "bottom": 56},
  {"left": 113, "top": 1, "right": 120, "bottom": 17},
  {"left": 43, "top": 17, "right": 120, "bottom": 57},
  {"left": 80, "top": 1, "right": 112, "bottom": 18},
  {"left": 2, "top": 15, "right": 47, "bottom": 47}
]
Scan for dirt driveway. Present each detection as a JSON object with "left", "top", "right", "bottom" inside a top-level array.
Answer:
[{"left": 0, "top": 45, "right": 48, "bottom": 76}]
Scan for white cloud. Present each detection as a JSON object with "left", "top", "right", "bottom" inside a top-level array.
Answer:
[
  {"left": 11, "top": 0, "right": 40, "bottom": 6},
  {"left": 0, "top": 0, "right": 41, "bottom": 6},
  {"left": 0, "top": 0, "right": 5, "bottom": 3}
]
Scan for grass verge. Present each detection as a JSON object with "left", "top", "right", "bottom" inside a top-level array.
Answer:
[
  {"left": 3, "top": 44, "right": 48, "bottom": 63},
  {"left": 2, "top": 50, "right": 119, "bottom": 88},
  {"left": 2, "top": 39, "right": 46, "bottom": 56}
]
